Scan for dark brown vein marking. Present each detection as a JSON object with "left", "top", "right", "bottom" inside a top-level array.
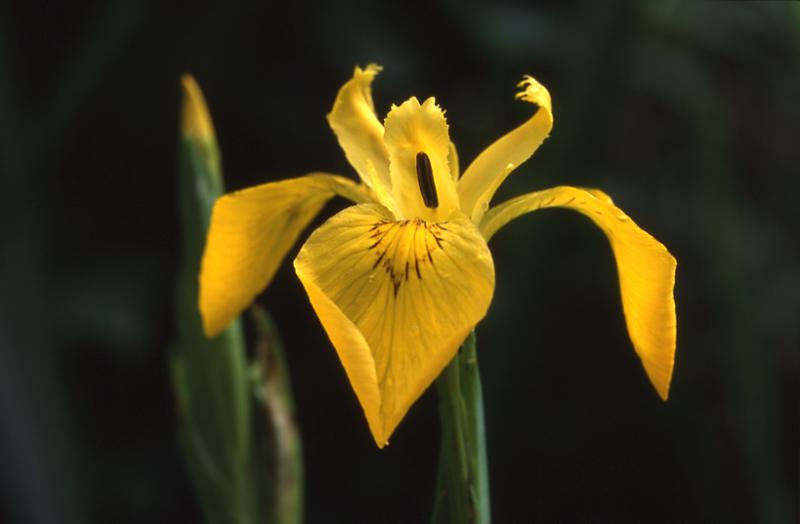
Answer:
[{"left": 365, "top": 218, "right": 450, "bottom": 297}]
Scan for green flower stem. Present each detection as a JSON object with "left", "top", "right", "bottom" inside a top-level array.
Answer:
[
  {"left": 250, "top": 307, "right": 304, "bottom": 524},
  {"left": 431, "top": 332, "right": 490, "bottom": 524}
]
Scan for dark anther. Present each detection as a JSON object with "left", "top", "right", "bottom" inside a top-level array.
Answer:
[{"left": 415, "top": 152, "right": 439, "bottom": 208}]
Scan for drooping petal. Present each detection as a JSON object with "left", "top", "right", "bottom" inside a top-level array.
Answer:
[
  {"left": 480, "top": 186, "right": 676, "bottom": 399},
  {"left": 294, "top": 204, "right": 495, "bottom": 446},
  {"left": 327, "top": 64, "right": 394, "bottom": 208},
  {"left": 458, "top": 76, "right": 553, "bottom": 223},
  {"left": 199, "top": 174, "right": 371, "bottom": 337},
  {"left": 384, "top": 97, "right": 460, "bottom": 222}
]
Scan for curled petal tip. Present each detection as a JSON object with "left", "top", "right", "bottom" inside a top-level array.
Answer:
[
  {"left": 357, "top": 63, "right": 383, "bottom": 77},
  {"left": 515, "top": 75, "right": 551, "bottom": 110},
  {"left": 457, "top": 74, "right": 553, "bottom": 222}
]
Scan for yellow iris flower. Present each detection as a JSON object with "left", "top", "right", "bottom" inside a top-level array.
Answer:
[{"left": 199, "top": 64, "right": 677, "bottom": 447}]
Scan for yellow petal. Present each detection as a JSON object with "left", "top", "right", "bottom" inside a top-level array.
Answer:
[
  {"left": 448, "top": 141, "right": 460, "bottom": 181},
  {"left": 458, "top": 76, "right": 553, "bottom": 223},
  {"left": 199, "top": 174, "right": 371, "bottom": 337},
  {"left": 480, "top": 186, "right": 676, "bottom": 399},
  {"left": 327, "top": 64, "right": 394, "bottom": 208},
  {"left": 180, "top": 74, "right": 215, "bottom": 142},
  {"left": 294, "top": 204, "right": 495, "bottom": 446},
  {"left": 384, "top": 97, "right": 460, "bottom": 222}
]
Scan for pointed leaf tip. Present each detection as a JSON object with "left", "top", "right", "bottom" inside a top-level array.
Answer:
[{"left": 181, "top": 74, "right": 216, "bottom": 142}]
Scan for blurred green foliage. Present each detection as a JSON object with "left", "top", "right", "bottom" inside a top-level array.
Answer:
[
  {"left": 171, "top": 76, "right": 303, "bottom": 524},
  {"left": 171, "top": 78, "right": 255, "bottom": 522},
  {"left": 0, "top": 1, "right": 797, "bottom": 522}
]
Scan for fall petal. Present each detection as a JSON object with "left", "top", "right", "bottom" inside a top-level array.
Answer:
[
  {"left": 199, "top": 174, "right": 369, "bottom": 336},
  {"left": 294, "top": 204, "right": 495, "bottom": 446},
  {"left": 480, "top": 186, "right": 676, "bottom": 399}
]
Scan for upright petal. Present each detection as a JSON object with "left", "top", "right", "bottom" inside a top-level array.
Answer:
[
  {"left": 294, "top": 204, "right": 495, "bottom": 446},
  {"left": 448, "top": 141, "right": 460, "bottom": 182},
  {"left": 480, "top": 186, "right": 676, "bottom": 399},
  {"left": 200, "top": 174, "right": 371, "bottom": 337},
  {"left": 327, "top": 64, "right": 394, "bottom": 208},
  {"left": 384, "top": 97, "right": 460, "bottom": 222},
  {"left": 458, "top": 76, "right": 553, "bottom": 223}
]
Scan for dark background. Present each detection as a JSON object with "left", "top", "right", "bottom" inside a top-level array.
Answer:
[{"left": 1, "top": 1, "right": 798, "bottom": 522}]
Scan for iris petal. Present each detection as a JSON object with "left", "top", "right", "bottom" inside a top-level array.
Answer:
[
  {"left": 480, "top": 186, "right": 676, "bottom": 399},
  {"left": 199, "top": 174, "right": 370, "bottom": 336},
  {"left": 448, "top": 141, "right": 460, "bottom": 182},
  {"left": 327, "top": 64, "right": 394, "bottom": 208},
  {"left": 384, "top": 97, "right": 459, "bottom": 221},
  {"left": 294, "top": 204, "right": 495, "bottom": 446},
  {"left": 458, "top": 76, "right": 553, "bottom": 223}
]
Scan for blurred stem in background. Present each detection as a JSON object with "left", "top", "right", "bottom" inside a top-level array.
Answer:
[
  {"left": 562, "top": 1, "right": 793, "bottom": 518},
  {"left": 431, "top": 332, "right": 490, "bottom": 524},
  {"left": 171, "top": 76, "right": 302, "bottom": 524},
  {"left": 685, "top": 65, "right": 789, "bottom": 524},
  {"left": 0, "top": 28, "right": 82, "bottom": 523},
  {"left": 249, "top": 307, "right": 304, "bottom": 524},
  {"left": 0, "top": 1, "right": 149, "bottom": 520}
]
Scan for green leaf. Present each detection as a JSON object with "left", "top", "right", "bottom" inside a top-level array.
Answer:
[
  {"left": 171, "top": 75, "right": 255, "bottom": 523},
  {"left": 171, "top": 75, "right": 305, "bottom": 524}
]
